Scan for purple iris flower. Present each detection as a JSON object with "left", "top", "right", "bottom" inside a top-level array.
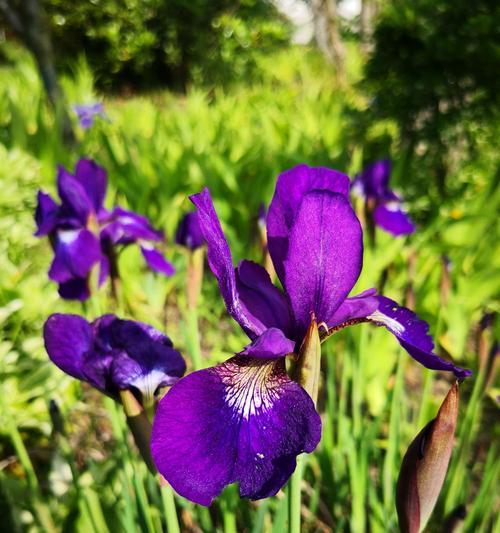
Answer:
[
  {"left": 73, "top": 103, "right": 106, "bottom": 130},
  {"left": 35, "top": 158, "right": 175, "bottom": 300},
  {"left": 150, "top": 164, "right": 470, "bottom": 506},
  {"left": 44, "top": 314, "right": 186, "bottom": 404},
  {"left": 175, "top": 212, "right": 204, "bottom": 250},
  {"left": 352, "top": 160, "right": 415, "bottom": 236}
]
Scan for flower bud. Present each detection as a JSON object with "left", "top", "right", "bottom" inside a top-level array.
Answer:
[
  {"left": 293, "top": 318, "right": 321, "bottom": 406},
  {"left": 396, "top": 382, "right": 459, "bottom": 533}
]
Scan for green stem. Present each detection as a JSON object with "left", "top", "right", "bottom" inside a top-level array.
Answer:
[
  {"left": 288, "top": 454, "right": 304, "bottom": 533},
  {"left": 160, "top": 484, "right": 181, "bottom": 533}
]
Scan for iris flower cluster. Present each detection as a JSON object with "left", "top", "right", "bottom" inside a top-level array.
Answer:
[
  {"left": 35, "top": 158, "right": 174, "bottom": 300},
  {"left": 150, "top": 164, "right": 470, "bottom": 505}
]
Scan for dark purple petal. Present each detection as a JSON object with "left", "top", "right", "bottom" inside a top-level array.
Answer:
[
  {"left": 100, "top": 206, "right": 164, "bottom": 244},
  {"left": 57, "top": 165, "right": 94, "bottom": 224},
  {"left": 374, "top": 203, "right": 415, "bottom": 236},
  {"left": 151, "top": 356, "right": 321, "bottom": 506},
  {"left": 34, "top": 191, "right": 59, "bottom": 236},
  {"left": 239, "top": 328, "right": 296, "bottom": 359},
  {"left": 284, "top": 191, "right": 363, "bottom": 337},
  {"left": 44, "top": 314, "right": 92, "bottom": 380},
  {"left": 58, "top": 278, "right": 90, "bottom": 300},
  {"left": 267, "top": 164, "right": 351, "bottom": 282},
  {"left": 175, "top": 212, "right": 204, "bottom": 250},
  {"left": 73, "top": 159, "right": 107, "bottom": 214},
  {"left": 330, "top": 293, "right": 471, "bottom": 379},
  {"left": 191, "top": 188, "right": 270, "bottom": 338},
  {"left": 236, "top": 260, "right": 293, "bottom": 337},
  {"left": 140, "top": 246, "right": 175, "bottom": 276},
  {"left": 48, "top": 229, "right": 101, "bottom": 283},
  {"left": 355, "top": 160, "right": 392, "bottom": 200}
]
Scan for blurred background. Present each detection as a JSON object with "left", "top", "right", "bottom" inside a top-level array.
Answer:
[{"left": 0, "top": 1, "right": 499, "bottom": 532}]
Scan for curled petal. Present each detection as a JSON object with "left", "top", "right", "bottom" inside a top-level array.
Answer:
[
  {"left": 48, "top": 229, "right": 101, "bottom": 283},
  {"left": 374, "top": 203, "right": 415, "bottom": 236},
  {"left": 74, "top": 159, "right": 107, "bottom": 214},
  {"left": 239, "top": 328, "right": 295, "bottom": 359},
  {"left": 34, "top": 191, "right": 59, "bottom": 236},
  {"left": 140, "top": 245, "right": 175, "bottom": 276},
  {"left": 44, "top": 314, "right": 92, "bottom": 380},
  {"left": 151, "top": 356, "right": 321, "bottom": 506},
  {"left": 284, "top": 190, "right": 363, "bottom": 338},
  {"left": 191, "top": 188, "right": 277, "bottom": 338},
  {"left": 267, "top": 164, "right": 351, "bottom": 282},
  {"left": 236, "top": 260, "right": 293, "bottom": 337},
  {"left": 328, "top": 292, "right": 471, "bottom": 379}
]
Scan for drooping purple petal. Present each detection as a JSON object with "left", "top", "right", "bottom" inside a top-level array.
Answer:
[
  {"left": 151, "top": 356, "right": 321, "bottom": 506},
  {"left": 58, "top": 278, "right": 91, "bottom": 301},
  {"left": 175, "top": 212, "right": 204, "bottom": 250},
  {"left": 374, "top": 203, "right": 415, "bottom": 236},
  {"left": 100, "top": 207, "right": 164, "bottom": 244},
  {"left": 74, "top": 159, "right": 107, "bottom": 214},
  {"left": 43, "top": 314, "right": 93, "bottom": 380},
  {"left": 235, "top": 260, "right": 293, "bottom": 337},
  {"left": 191, "top": 188, "right": 270, "bottom": 338},
  {"left": 284, "top": 190, "right": 363, "bottom": 338},
  {"left": 267, "top": 164, "right": 351, "bottom": 282},
  {"left": 34, "top": 191, "right": 59, "bottom": 236},
  {"left": 140, "top": 245, "right": 175, "bottom": 276},
  {"left": 239, "top": 328, "right": 296, "bottom": 359},
  {"left": 48, "top": 228, "right": 101, "bottom": 283},
  {"left": 57, "top": 166, "right": 94, "bottom": 225},
  {"left": 329, "top": 292, "right": 471, "bottom": 379}
]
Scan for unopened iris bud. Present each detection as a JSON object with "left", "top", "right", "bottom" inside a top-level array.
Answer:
[
  {"left": 293, "top": 318, "right": 321, "bottom": 406},
  {"left": 396, "top": 382, "right": 460, "bottom": 533}
]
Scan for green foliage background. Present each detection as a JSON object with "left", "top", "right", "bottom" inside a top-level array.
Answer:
[{"left": 0, "top": 1, "right": 499, "bottom": 531}]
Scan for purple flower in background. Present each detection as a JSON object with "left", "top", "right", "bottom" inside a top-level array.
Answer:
[
  {"left": 151, "top": 164, "right": 470, "bottom": 506},
  {"left": 352, "top": 159, "right": 415, "bottom": 236},
  {"left": 257, "top": 202, "right": 267, "bottom": 230},
  {"left": 35, "top": 158, "right": 174, "bottom": 300},
  {"left": 44, "top": 314, "right": 186, "bottom": 404},
  {"left": 73, "top": 103, "right": 106, "bottom": 130},
  {"left": 175, "top": 212, "right": 204, "bottom": 250}
]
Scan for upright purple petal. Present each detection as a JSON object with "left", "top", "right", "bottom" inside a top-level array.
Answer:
[
  {"left": 34, "top": 191, "right": 59, "bottom": 236},
  {"left": 267, "top": 165, "right": 351, "bottom": 282},
  {"left": 57, "top": 166, "right": 94, "bottom": 224},
  {"left": 175, "top": 212, "right": 204, "bottom": 250},
  {"left": 191, "top": 188, "right": 273, "bottom": 338},
  {"left": 140, "top": 246, "right": 175, "bottom": 276},
  {"left": 44, "top": 314, "right": 92, "bottom": 380},
  {"left": 356, "top": 160, "right": 392, "bottom": 200},
  {"left": 74, "top": 159, "right": 107, "bottom": 214},
  {"left": 235, "top": 261, "right": 293, "bottom": 337},
  {"left": 48, "top": 229, "right": 101, "bottom": 283},
  {"left": 329, "top": 292, "right": 471, "bottom": 379},
  {"left": 374, "top": 203, "right": 415, "bottom": 236},
  {"left": 151, "top": 356, "right": 321, "bottom": 506},
  {"left": 284, "top": 190, "right": 363, "bottom": 338}
]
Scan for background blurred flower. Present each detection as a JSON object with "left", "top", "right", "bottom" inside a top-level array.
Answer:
[
  {"left": 35, "top": 158, "right": 174, "bottom": 300},
  {"left": 352, "top": 159, "right": 415, "bottom": 236},
  {"left": 175, "top": 211, "right": 204, "bottom": 250},
  {"left": 44, "top": 313, "right": 186, "bottom": 405},
  {"left": 73, "top": 102, "right": 106, "bottom": 129}
]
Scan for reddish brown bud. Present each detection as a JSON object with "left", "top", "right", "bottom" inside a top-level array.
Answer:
[{"left": 396, "top": 382, "right": 459, "bottom": 533}]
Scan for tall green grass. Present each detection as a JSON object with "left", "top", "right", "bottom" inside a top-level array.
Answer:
[{"left": 0, "top": 45, "right": 498, "bottom": 532}]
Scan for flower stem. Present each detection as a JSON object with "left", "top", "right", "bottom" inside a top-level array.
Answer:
[
  {"left": 288, "top": 454, "right": 304, "bottom": 533},
  {"left": 185, "top": 306, "right": 203, "bottom": 370},
  {"left": 160, "top": 482, "right": 181, "bottom": 533}
]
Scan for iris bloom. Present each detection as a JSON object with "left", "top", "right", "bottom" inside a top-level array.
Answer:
[
  {"left": 73, "top": 103, "right": 106, "bottom": 130},
  {"left": 35, "top": 158, "right": 174, "bottom": 300},
  {"left": 44, "top": 313, "right": 186, "bottom": 405},
  {"left": 352, "top": 159, "right": 415, "bottom": 236},
  {"left": 175, "top": 212, "right": 204, "bottom": 250},
  {"left": 151, "top": 164, "right": 470, "bottom": 506}
]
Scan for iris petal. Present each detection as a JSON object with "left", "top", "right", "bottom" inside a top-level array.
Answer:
[
  {"left": 374, "top": 204, "right": 415, "bottom": 236},
  {"left": 74, "top": 159, "right": 107, "bottom": 214},
  {"left": 267, "top": 164, "right": 351, "bottom": 282},
  {"left": 57, "top": 166, "right": 93, "bottom": 224},
  {"left": 284, "top": 190, "right": 363, "bottom": 338},
  {"left": 140, "top": 246, "right": 175, "bottom": 276},
  {"left": 151, "top": 356, "right": 321, "bottom": 506},
  {"left": 34, "top": 191, "right": 59, "bottom": 236},
  {"left": 239, "top": 328, "right": 295, "bottom": 359}
]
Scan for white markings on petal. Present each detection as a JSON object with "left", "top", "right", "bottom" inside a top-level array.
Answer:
[
  {"left": 130, "top": 368, "right": 177, "bottom": 405},
  {"left": 367, "top": 309, "right": 406, "bottom": 335},
  {"left": 57, "top": 229, "right": 80, "bottom": 245}
]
